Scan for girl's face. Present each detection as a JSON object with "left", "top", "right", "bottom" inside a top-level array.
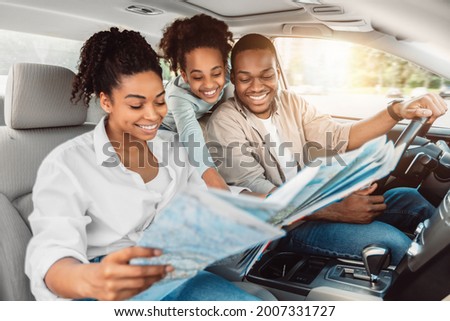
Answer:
[
  {"left": 181, "top": 47, "right": 226, "bottom": 104},
  {"left": 100, "top": 71, "right": 167, "bottom": 143}
]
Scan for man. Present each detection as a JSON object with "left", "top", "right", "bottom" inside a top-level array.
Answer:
[{"left": 207, "top": 34, "right": 447, "bottom": 264}]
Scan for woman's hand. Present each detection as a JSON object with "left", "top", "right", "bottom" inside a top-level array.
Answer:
[
  {"left": 84, "top": 247, "right": 172, "bottom": 300},
  {"left": 45, "top": 246, "right": 173, "bottom": 300}
]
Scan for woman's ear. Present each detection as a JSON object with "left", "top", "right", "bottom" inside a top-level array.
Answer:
[{"left": 99, "top": 92, "right": 112, "bottom": 114}]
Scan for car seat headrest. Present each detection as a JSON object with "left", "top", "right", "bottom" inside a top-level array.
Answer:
[{"left": 4, "top": 63, "right": 87, "bottom": 129}]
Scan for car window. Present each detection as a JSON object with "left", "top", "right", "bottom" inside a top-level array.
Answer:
[
  {"left": 0, "top": 29, "right": 84, "bottom": 95},
  {"left": 274, "top": 37, "right": 450, "bottom": 128},
  {"left": 160, "top": 58, "right": 175, "bottom": 85},
  {"left": 0, "top": 29, "right": 177, "bottom": 96}
]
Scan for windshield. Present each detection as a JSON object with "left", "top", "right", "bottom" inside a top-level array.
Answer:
[{"left": 274, "top": 37, "right": 450, "bottom": 127}]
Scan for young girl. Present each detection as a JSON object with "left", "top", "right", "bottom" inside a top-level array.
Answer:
[
  {"left": 24, "top": 27, "right": 260, "bottom": 301},
  {"left": 159, "top": 14, "right": 233, "bottom": 190}
]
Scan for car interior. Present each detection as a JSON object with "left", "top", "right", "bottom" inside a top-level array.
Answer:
[
  {"left": 0, "top": 95, "right": 5, "bottom": 126},
  {"left": 0, "top": 0, "right": 449, "bottom": 301}
]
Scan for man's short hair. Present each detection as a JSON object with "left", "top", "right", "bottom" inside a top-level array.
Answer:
[{"left": 230, "top": 33, "right": 277, "bottom": 68}]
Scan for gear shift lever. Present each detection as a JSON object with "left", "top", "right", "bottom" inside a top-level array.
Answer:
[{"left": 362, "top": 244, "right": 391, "bottom": 282}]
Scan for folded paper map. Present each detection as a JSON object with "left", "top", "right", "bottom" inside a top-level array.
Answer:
[{"left": 131, "top": 136, "right": 404, "bottom": 299}]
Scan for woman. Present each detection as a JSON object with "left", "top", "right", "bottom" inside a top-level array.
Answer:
[
  {"left": 159, "top": 14, "right": 233, "bottom": 190},
  {"left": 25, "top": 27, "right": 260, "bottom": 301}
]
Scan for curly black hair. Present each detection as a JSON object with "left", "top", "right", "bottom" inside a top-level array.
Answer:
[
  {"left": 159, "top": 14, "right": 233, "bottom": 74},
  {"left": 71, "top": 27, "right": 162, "bottom": 107}
]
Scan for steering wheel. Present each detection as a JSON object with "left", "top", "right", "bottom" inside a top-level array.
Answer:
[
  {"left": 375, "top": 117, "right": 430, "bottom": 194},
  {"left": 394, "top": 117, "right": 429, "bottom": 152}
]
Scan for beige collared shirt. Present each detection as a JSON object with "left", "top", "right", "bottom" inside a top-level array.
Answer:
[{"left": 206, "top": 90, "right": 352, "bottom": 194}]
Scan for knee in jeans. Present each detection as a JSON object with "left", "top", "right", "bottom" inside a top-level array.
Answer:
[{"left": 384, "top": 187, "right": 420, "bottom": 202}]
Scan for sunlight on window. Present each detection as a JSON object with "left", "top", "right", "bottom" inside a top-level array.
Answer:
[
  {"left": 275, "top": 37, "right": 450, "bottom": 127},
  {"left": 276, "top": 38, "right": 352, "bottom": 94},
  {"left": 0, "top": 29, "right": 83, "bottom": 95},
  {"left": 0, "top": 29, "right": 83, "bottom": 75},
  {"left": 0, "top": 30, "right": 177, "bottom": 96}
]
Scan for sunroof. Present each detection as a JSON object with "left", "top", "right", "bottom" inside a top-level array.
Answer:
[{"left": 184, "top": 0, "right": 302, "bottom": 17}]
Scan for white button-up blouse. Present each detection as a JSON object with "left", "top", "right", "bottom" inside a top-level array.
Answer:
[{"left": 25, "top": 117, "right": 206, "bottom": 300}]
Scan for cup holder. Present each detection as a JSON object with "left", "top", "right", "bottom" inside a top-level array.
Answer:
[
  {"left": 289, "top": 257, "right": 328, "bottom": 284},
  {"left": 259, "top": 252, "right": 304, "bottom": 279},
  {"left": 246, "top": 251, "right": 331, "bottom": 295}
]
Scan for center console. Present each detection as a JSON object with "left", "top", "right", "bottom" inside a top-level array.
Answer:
[{"left": 246, "top": 250, "right": 393, "bottom": 300}]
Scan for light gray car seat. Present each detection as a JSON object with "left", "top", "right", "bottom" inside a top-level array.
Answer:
[{"left": 0, "top": 63, "right": 94, "bottom": 300}]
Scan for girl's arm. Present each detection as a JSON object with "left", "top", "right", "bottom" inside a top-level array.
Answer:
[
  {"left": 202, "top": 167, "right": 229, "bottom": 190},
  {"left": 169, "top": 96, "right": 229, "bottom": 190}
]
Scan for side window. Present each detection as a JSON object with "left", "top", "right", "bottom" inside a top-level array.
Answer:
[
  {"left": 159, "top": 58, "right": 176, "bottom": 86},
  {"left": 0, "top": 29, "right": 84, "bottom": 95},
  {"left": 274, "top": 37, "right": 450, "bottom": 127},
  {"left": 0, "top": 30, "right": 178, "bottom": 96}
]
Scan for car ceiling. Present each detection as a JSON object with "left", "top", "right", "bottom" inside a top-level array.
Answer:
[
  {"left": 0, "top": 0, "right": 449, "bottom": 77},
  {"left": 0, "top": 0, "right": 377, "bottom": 38}
]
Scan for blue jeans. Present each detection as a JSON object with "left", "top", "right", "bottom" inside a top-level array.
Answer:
[
  {"left": 160, "top": 271, "right": 261, "bottom": 301},
  {"left": 283, "top": 188, "right": 436, "bottom": 265},
  {"left": 83, "top": 258, "right": 260, "bottom": 301},
  {"left": 131, "top": 271, "right": 261, "bottom": 301}
]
